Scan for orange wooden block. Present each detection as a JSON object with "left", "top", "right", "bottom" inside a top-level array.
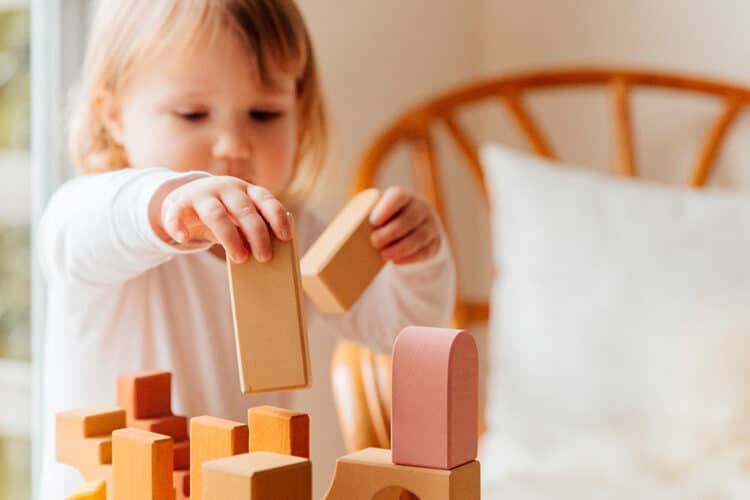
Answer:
[
  {"left": 173, "top": 470, "right": 190, "bottom": 500},
  {"left": 117, "top": 371, "right": 173, "bottom": 421},
  {"left": 226, "top": 216, "right": 311, "bottom": 394},
  {"left": 131, "top": 415, "right": 188, "bottom": 441},
  {"left": 112, "top": 428, "right": 174, "bottom": 500},
  {"left": 66, "top": 479, "right": 107, "bottom": 500},
  {"left": 324, "top": 448, "right": 479, "bottom": 500},
  {"left": 190, "top": 416, "right": 249, "bottom": 500},
  {"left": 248, "top": 406, "right": 309, "bottom": 458},
  {"left": 174, "top": 439, "right": 190, "bottom": 470},
  {"left": 300, "top": 188, "right": 383, "bottom": 313},
  {"left": 202, "top": 452, "right": 311, "bottom": 500},
  {"left": 391, "top": 327, "right": 478, "bottom": 470},
  {"left": 56, "top": 407, "right": 125, "bottom": 493}
]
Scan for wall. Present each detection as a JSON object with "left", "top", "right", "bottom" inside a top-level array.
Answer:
[{"left": 478, "top": 0, "right": 750, "bottom": 187}]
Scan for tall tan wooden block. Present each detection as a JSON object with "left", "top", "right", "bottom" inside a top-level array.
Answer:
[
  {"left": 190, "top": 416, "right": 249, "bottom": 500},
  {"left": 248, "top": 406, "right": 309, "bottom": 458},
  {"left": 112, "top": 428, "right": 174, "bottom": 500},
  {"left": 300, "top": 188, "right": 383, "bottom": 313},
  {"left": 227, "top": 216, "right": 311, "bottom": 394},
  {"left": 324, "top": 448, "right": 479, "bottom": 500},
  {"left": 202, "top": 452, "right": 311, "bottom": 500}
]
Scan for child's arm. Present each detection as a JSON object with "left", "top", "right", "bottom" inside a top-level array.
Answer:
[
  {"left": 38, "top": 167, "right": 210, "bottom": 286},
  {"left": 39, "top": 167, "right": 290, "bottom": 286},
  {"left": 304, "top": 188, "right": 457, "bottom": 353}
]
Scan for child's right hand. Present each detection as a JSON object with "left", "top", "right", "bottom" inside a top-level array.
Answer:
[{"left": 149, "top": 175, "right": 292, "bottom": 263}]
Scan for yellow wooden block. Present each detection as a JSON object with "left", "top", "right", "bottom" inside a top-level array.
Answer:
[
  {"left": 190, "top": 416, "right": 249, "bottom": 500},
  {"left": 226, "top": 215, "right": 311, "bottom": 394},
  {"left": 248, "top": 406, "right": 309, "bottom": 458},
  {"left": 112, "top": 428, "right": 174, "bottom": 500},
  {"left": 324, "top": 448, "right": 479, "bottom": 500},
  {"left": 301, "top": 188, "right": 383, "bottom": 313},
  {"left": 203, "top": 452, "right": 311, "bottom": 500},
  {"left": 66, "top": 479, "right": 106, "bottom": 500}
]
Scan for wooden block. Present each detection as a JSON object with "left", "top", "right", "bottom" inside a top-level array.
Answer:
[
  {"left": 131, "top": 415, "right": 188, "bottom": 441},
  {"left": 117, "top": 371, "right": 173, "bottom": 421},
  {"left": 248, "top": 406, "right": 310, "bottom": 458},
  {"left": 324, "top": 448, "right": 479, "bottom": 500},
  {"left": 392, "top": 327, "right": 478, "bottom": 470},
  {"left": 57, "top": 407, "right": 126, "bottom": 438},
  {"left": 203, "top": 452, "right": 311, "bottom": 500},
  {"left": 174, "top": 439, "right": 190, "bottom": 470},
  {"left": 66, "top": 479, "right": 107, "bottom": 500},
  {"left": 226, "top": 216, "right": 311, "bottom": 394},
  {"left": 112, "top": 428, "right": 174, "bottom": 500},
  {"left": 190, "top": 416, "right": 249, "bottom": 500},
  {"left": 173, "top": 470, "right": 190, "bottom": 500},
  {"left": 57, "top": 407, "right": 124, "bottom": 494},
  {"left": 300, "top": 188, "right": 383, "bottom": 313}
]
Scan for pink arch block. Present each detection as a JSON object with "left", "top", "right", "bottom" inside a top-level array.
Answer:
[{"left": 391, "top": 326, "right": 478, "bottom": 470}]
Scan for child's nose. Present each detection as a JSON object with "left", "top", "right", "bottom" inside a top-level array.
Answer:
[{"left": 213, "top": 130, "right": 251, "bottom": 162}]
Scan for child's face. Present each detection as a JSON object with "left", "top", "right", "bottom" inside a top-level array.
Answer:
[{"left": 107, "top": 31, "right": 299, "bottom": 195}]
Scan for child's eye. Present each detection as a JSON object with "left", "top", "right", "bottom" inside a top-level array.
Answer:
[
  {"left": 175, "top": 111, "right": 208, "bottom": 122},
  {"left": 250, "top": 110, "right": 282, "bottom": 122}
]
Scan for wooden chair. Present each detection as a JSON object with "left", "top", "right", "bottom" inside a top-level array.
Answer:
[{"left": 331, "top": 67, "right": 750, "bottom": 453}]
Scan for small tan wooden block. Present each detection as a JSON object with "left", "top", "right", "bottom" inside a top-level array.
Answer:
[
  {"left": 324, "top": 448, "right": 480, "bottom": 500},
  {"left": 58, "top": 407, "right": 126, "bottom": 438},
  {"left": 301, "top": 188, "right": 383, "bottom": 313},
  {"left": 227, "top": 216, "right": 311, "bottom": 394},
  {"left": 248, "top": 406, "right": 309, "bottom": 458},
  {"left": 117, "top": 371, "right": 173, "bottom": 421},
  {"left": 202, "top": 452, "right": 311, "bottom": 500},
  {"left": 131, "top": 415, "right": 188, "bottom": 441},
  {"left": 66, "top": 479, "right": 107, "bottom": 500},
  {"left": 112, "top": 428, "right": 174, "bottom": 500},
  {"left": 190, "top": 416, "right": 249, "bottom": 500},
  {"left": 57, "top": 407, "right": 124, "bottom": 496}
]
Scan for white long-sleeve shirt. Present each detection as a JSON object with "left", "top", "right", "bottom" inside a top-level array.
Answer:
[{"left": 37, "top": 167, "right": 455, "bottom": 499}]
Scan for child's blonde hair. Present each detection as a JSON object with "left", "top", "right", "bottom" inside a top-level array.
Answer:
[{"left": 69, "top": 0, "right": 327, "bottom": 199}]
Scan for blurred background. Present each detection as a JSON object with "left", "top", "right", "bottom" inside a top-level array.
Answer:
[{"left": 5, "top": 1, "right": 750, "bottom": 498}]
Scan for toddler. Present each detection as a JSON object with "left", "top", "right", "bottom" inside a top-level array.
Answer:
[{"left": 38, "top": 1, "right": 455, "bottom": 497}]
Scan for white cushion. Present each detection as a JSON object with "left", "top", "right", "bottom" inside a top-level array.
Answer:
[{"left": 479, "top": 144, "right": 750, "bottom": 498}]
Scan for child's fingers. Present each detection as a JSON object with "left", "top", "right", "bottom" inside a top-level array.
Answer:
[
  {"left": 393, "top": 238, "right": 441, "bottom": 265},
  {"left": 246, "top": 184, "right": 292, "bottom": 241},
  {"left": 370, "top": 201, "right": 428, "bottom": 250},
  {"left": 369, "top": 187, "right": 412, "bottom": 227},
  {"left": 162, "top": 199, "right": 194, "bottom": 244},
  {"left": 193, "top": 198, "right": 249, "bottom": 263},
  {"left": 220, "top": 190, "right": 272, "bottom": 262},
  {"left": 380, "top": 223, "right": 438, "bottom": 262}
]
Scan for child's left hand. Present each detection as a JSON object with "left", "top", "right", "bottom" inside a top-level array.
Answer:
[{"left": 369, "top": 187, "right": 443, "bottom": 265}]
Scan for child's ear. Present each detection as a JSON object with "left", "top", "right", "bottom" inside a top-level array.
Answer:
[{"left": 93, "top": 87, "right": 125, "bottom": 145}]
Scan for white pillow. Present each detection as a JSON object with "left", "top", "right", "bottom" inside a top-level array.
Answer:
[{"left": 479, "top": 145, "right": 750, "bottom": 499}]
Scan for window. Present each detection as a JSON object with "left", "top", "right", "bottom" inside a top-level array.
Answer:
[{"left": 0, "top": 4, "right": 31, "bottom": 500}]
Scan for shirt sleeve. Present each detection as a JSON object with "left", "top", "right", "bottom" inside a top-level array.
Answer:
[
  {"left": 38, "top": 167, "right": 213, "bottom": 287},
  {"left": 298, "top": 209, "right": 457, "bottom": 354}
]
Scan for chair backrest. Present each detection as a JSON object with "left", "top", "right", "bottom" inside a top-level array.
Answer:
[
  {"left": 332, "top": 67, "right": 750, "bottom": 454},
  {"left": 350, "top": 67, "right": 750, "bottom": 326}
]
